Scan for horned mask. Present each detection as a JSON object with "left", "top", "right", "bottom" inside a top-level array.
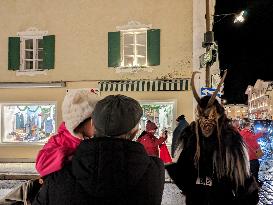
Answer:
[{"left": 191, "top": 70, "right": 227, "bottom": 137}]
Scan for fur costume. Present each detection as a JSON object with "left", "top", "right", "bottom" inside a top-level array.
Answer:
[{"left": 166, "top": 71, "right": 259, "bottom": 205}]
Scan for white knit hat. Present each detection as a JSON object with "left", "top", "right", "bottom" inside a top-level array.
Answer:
[{"left": 62, "top": 89, "right": 101, "bottom": 136}]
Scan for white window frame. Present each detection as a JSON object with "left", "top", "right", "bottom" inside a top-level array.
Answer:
[
  {"left": 115, "top": 21, "right": 153, "bottom": 73},
  {"left": 120, "top": 28, "right": 148, "bottom": 68},
  {"left": 17, "top": 27, "right": 48, "bottom": 72},
  {"left": 20, "top": 37, "right": 43, "bottom": 71}
]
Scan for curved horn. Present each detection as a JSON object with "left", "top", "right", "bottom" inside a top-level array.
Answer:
[
  {"left": 191, "top": 71, "right": 201, "bottom": 104},
  {"left": 207, "top": 70, "right": 227, "bottom": 107}
]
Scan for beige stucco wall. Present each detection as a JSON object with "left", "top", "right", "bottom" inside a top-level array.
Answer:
[
  {"left": 0, "top": 0, "right": 193, "bottom": 160},
  {"left": 0, "top": 0, "right": 193, "bottom": 81}
]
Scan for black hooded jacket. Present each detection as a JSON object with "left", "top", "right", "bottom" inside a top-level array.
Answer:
[{"left": 33, "top": 137, "right": 165, "bottom": 205}]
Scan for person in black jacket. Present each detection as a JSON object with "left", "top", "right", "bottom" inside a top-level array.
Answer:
[
  {"left": 166, "top": 71, "right": 259, "bottom": 205},
  {"left": 33, "top": 94, "right": 165, "bottom": 205},
  {"left": 171, "top": 114, "right": 189, "bottom": 157}
]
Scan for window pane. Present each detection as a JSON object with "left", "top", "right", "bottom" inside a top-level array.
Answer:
[
  {"left": 124, "top": 45, "right": 133, "bottom": 56},
  {"left": 25, "top": 39, "right": 33, "bottom": 49},
  {"left": 137, "top": 57, "right": 146, "bottom": 66},
  {"left": 136, "top": 32, "right": 146, "bottom": 57},
  {"left": 136, "top": 33, "right": 146, "bottom": 45},
  {"left": 136, "top": 46, "right": 146, "bottom": 56},
  {"left": 124, "top": 34, "right": 134, "bottom": 56},
  {"left": 37, "top": 61, "right": 43, "bottom": 70},
  {"left": 38, "top": 50, "right": 43, "bottom": 59},
  {"left": 38, "top": 39, "right": 43, "bottom": 49},
  {"left": 25, "top": 61, "right": 33, "bottom": 70},
  {"left": 1, "top": 103, "right": 56, "bottom": 143},
  {"left": 25, "top": 51, "right": 33, "bottom": 59},
  {"left": 124, "top": 56, "right": 133, "bottom": 66},
  {"left": 124, "top": 34, "right": 134, "bottom": 45}
]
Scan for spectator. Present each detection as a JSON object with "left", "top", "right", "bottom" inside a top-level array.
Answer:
[
  {"left": 137, "top": 120, "right": 167, "bottom": 157},
  {"left": 171, "top": 115, "right": 189, "bottom": 158},
  {"left": 33, "top": 95, "right": 165, "bottom": 205},
  {"left": 36, "top": 90, "right": 100, "bottom": 177},
  {"left": 240, "top": 119, "right": 265, "bottom": 186}
]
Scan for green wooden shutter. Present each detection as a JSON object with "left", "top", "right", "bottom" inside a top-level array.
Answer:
[
  {"left": 108, "top": 32, "right": 120, "bottom": 67},
  {"left": 147, "top": 29, "right": 160, "bottom": 66},
  {"left": 43, "top": 35, "right": 55, "bottom": 69},
  {"left": 8, "top": 37, "right": 20, "bottom": 70}
]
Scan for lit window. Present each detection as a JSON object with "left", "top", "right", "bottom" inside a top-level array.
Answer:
[
  {"left": 121, "top": 29, "right": 147, "bottom": 67},
  {"left": 108, "top": 22, "right": 160, "bottom": 69},
  {"left": 0, "top": 102, "right": 56, "bottom": 144}
]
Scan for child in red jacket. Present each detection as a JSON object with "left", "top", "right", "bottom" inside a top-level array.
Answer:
[{"left": 36, "top": 90, "right": 100, "bottom": 177}]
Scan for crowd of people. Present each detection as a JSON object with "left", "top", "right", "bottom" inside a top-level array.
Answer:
[{"left": 27, "top": 72, "right": 264, "bottom": 205}]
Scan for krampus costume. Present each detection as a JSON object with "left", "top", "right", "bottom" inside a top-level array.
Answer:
[{"left": 166, "top": 71, "right": 259, "bottom": 205}]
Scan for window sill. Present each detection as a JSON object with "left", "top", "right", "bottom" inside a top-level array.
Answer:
[
  {"left": 0, "top": 143, "right": 44, "bottom": 147},
  {"left": 115, "top": 66, "right": 153, "bottom": 74},
  {"left": 16, "top": 70, "right": 48, "bottom": 76}
]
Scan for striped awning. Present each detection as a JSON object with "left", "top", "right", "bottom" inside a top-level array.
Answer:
[{"left": 98, "top": 79, "right": 190, "bottom": 92}]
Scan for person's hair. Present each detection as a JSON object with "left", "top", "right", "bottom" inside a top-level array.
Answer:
[
  {"left": 73, "top": 117, "right": 91, "bottom": 135},
  {"left": 176, "top": 115, "right": 185, "bottom": 122},
  {"left": 116, "top": 123, "right": 139, "bottom": 140},
  {"left": 242, "top": 118, "right": 251, "bottom": 128},
  {"left": 137, "top": 130, "right": 147, "bottom": 140}
]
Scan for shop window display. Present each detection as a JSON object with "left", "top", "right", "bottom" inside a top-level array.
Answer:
[
  {"left": 1, "top": 103, "right": 56, "bottom": 143},
  {"left": 139, "top": 101, "right": 175, "bottom": 145}
]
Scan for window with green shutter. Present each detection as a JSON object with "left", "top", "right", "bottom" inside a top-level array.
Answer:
[
  {"left": 108, "top": 27, "right": 160, "bottom": 69},
  {"left": 8, "top": 28, "right": 55, "bottom": 72}
]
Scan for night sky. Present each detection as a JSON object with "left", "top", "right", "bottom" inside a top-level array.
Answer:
[{"left": 213, "top": 0, "right": 273, "bottom": 104}]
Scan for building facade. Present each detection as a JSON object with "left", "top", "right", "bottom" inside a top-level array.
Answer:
[
  {"left": 245, "top": 79, "right": 273, "bottom": 120},
  {"left": 224, "top": 104, "right": 248, "bottom": 120},
  {"left": 0, "top": 0, "right": 210, "bottom": 160}
]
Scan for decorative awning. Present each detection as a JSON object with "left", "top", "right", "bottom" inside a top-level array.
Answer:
[{"left": 98, "top": 79, "right": 190, "bottom": 92}]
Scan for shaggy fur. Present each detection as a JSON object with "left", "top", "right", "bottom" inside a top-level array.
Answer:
[
  {"left": 180, "top": 97, "right": 250, "bottom": 187},
  {"left": 166, "top": 97, "right": 258, "bottom": 205},
  {"left": 167, "top": 71, "right": 258, "bottom": 205}
]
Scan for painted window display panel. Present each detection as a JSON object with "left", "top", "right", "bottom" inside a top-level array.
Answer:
[
  {"left": 139, "top": 101, "right": 175, "bottom": 145},
  {"left": 1, "top": 103, "right": 56, "bottom": 143}
]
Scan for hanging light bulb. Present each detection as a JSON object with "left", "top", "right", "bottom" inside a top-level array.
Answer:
[{"left": 234, "top": 11, "right": 246, "bottom": 23}]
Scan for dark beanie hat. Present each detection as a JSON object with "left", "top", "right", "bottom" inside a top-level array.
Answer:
[{"left": 92, "top": 95, "right": 143, "bottom": 137}]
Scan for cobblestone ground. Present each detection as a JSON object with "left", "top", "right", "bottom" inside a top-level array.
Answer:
[
  {"left": 1, "top": 163, "right": 273, "bottom": 205},
  {"left": 258, "top": 159, "right": 273, "bottom": 205},
  {"left": 162, "top": 183, "right": 185, "bottom": 205},
  {"left": 163, "top": 163, "right": 273, "bottom": 205}
]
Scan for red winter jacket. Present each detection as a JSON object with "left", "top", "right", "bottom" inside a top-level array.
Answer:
[
  {"left": 137, "top": 132, "right": 166, "bottom": 157},
  {"left": 36, "top": 122, "right": 81, "bottom": 177},
  {"left": 239, "top": 128, "right": 263, "bottom": 160}
]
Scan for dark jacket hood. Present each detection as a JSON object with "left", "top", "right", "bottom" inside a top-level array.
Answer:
[{"left": 71, "top": 137, "right": 157, "bottom": 198}]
